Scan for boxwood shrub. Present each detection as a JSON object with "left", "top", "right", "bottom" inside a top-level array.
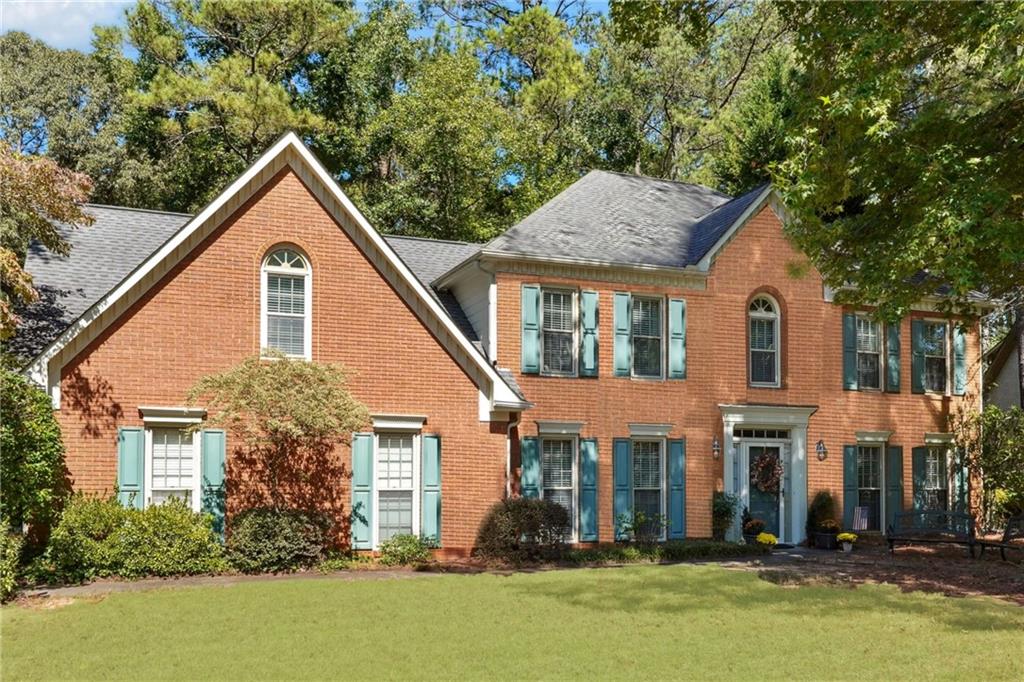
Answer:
[
  {"left": 226, "top": 507, "right": 330, "bottom": 573},
  {"left": 474, "top": 497, "right": 570, "bottom": 564},
  {"left": 378, "top": 534, "right": 433, "bottom": 566},
  {"left": 1, "top": 519, "right": 24, "bottom": 602}
]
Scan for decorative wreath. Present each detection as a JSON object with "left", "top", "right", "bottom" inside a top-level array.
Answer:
[{"left": 751, "top": 453, "right": 783, "bottom": 494}]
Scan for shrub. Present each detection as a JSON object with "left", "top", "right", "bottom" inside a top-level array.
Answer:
[
  {"left": 474, "top": 497, "right": 569, "bottom": 564},
  {"left": 807, "top": 491, "right": 838, "bottom": 538},
  {"left": 711, "top": 492, "right": 739, "bottom": 541},
  {"left": 817, "top": 519, "right": 841, "bottom": 534},
  {"left": 616, "top": 510, "right": 668, "bottom": 546},
  {"left": 742, "top": 518, "right": 766, "bottom": 536},
  {"left": 45, "top": 495, "right": 225, "bottom": 582},
  {"left": 378, "top": 534, "right": 433, "bottom": 566},
  {"left": 227, "top": 507, "right": 330, "bottom": 573},
  {"left": 565, "top": 540, "right": 767, "bottom": 565},
  {"left": 2, "top": 519, "right": 24, "bottom": 602}
]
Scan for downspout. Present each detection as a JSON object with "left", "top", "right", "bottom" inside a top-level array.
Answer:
[{"left": 506, "top": 411, "right": 521, "bottom": 499}]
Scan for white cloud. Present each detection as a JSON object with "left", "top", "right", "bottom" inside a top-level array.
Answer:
[{"left": 1, "top": 0, "right": 130, "bottom": 51}]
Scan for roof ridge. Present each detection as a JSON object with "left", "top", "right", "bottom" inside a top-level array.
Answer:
[
  {"left": 85, "top": 203, "right": 194, "bottom": 218},
  {"left": 590, "top": 169, "right": 732, "bottom": 199},
  {"left": 384, "top": 233, "right": 481, "bottom": 247},
  {"left": 693, "top": 182, "right": 771, "bottom": 220}
]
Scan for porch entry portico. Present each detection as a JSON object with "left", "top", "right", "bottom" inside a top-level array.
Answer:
[{"left": 720, "top": 404, "right": 817, "bottom": 544}]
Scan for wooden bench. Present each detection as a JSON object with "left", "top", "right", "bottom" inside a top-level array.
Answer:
[
  {"left": 977, "top": 514, "right": 1024, "bottom": 561},
  {"left": 886, "top": 510, "right": 977, "bottom": 557}
]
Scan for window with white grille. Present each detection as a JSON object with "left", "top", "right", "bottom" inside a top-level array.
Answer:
[
  {"left": 857, "top": 445, "right": 882, "bottom": 531},
  {"left": 262, "top": 247, "right": 310, "bottom": 359},
  {"left": 924, "top": 447, "right": 949, "bottom": 511},
  {"left": 923, "top": 322, "right": 948, "bottom": 393},
  {"left": 541, "top": 290, "right": 575, "bottom": 375},
  {"left": 632, "top": 297, "right": 663, "bottom": 378},
  {"left": 749, "top": 296, "right": 779, "bottom": 386},
  {"left": 541, "top": 438, "right": 575, "bottom": 540},
  {"left": 376, "top": 434, "right": 416, "bottom": 542},
  {"left": 632, "top": 440, "right": 663, "bottom": 536},
  {"left": 150, "top": 428, "right": 195, "bottom": 506},
  {"left": 856, "top": 316, "right": 882, "bottom": 389}
]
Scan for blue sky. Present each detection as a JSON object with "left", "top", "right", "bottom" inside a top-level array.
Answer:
[{"left": 1, "top": 0, "right": 131, "bottom": 51}]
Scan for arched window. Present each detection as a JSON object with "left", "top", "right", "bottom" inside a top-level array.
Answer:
[
  {"left": 261, "top": 247, "right": 311, "bottom": 359},
  {"left": 748, "top": 295, "right": 780, "bottom": 387}
]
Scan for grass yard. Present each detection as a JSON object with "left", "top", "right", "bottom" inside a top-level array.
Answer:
[{"left": 3, "top": 564, "right": 1022, "bottom": 681}]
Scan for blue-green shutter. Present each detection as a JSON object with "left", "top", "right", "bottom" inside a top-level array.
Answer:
[
  {"left": 521, "top": 437, "right": 539, "bottom": 498},
  {"left": 580, "top": 291, "right": 599, "bottom": 377},
  {"left": 421, "top": 434, "right": 442, "bottom": 545},
  {"left": 911, "top": 446, "right": 928, "bottom": 510},
  {"left": 579, "top": 438, "right": 598, "bottom": 541},
  {"left": 842, "top": 313, "right": 858, "bottom": 390},
  {"left": 200, "top": 429, "right": 226, "bottom": 536},
  {"left": 521, "top": 285, "right": 541, "bottom": 374},
  {"left": 911, "top": 319, "right": 926, "bottom": 393},
  {"left": 668, "top": 298, "right": 687, "bottom": 380},
  {"left": 953, "top": 447, "right": 969, "bottom": 513},
  {"left": 886, "top": 323, "right": 901, "bottom": 392},
  {"left": 613, "top": 438, "right": 632, "bottom": 539},
  {"left": 117, "top": 427, "right": 145, "bottom": 510},
  {"left": 885, "top": 446, "right": 903, "bottom": 529},
  {"left": 952, "top": 325, "right": 967, "bottom": 396},
  {"left": 842, "top": 445, "right": 857, "bottom": 527},
  {"left": 351, "top": 433, "right": 373, "bottom": 549},
  {"left": 667, "top": 439, "right": 686, "bottom": 539},
  {"left": 613, "top": 293, "right": 632, "bottom": 377}
]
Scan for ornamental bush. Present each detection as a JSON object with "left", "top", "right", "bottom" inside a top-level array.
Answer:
[
  {"left": 226, "top": 507, "right": 330, "bottom": 573},
  {"left": 378, "top": 534, "right": 433, "bottom": 566},
  {"left": 711, "top": 492, "right": 739, "bottom": 541},
  {"left": 474, "top": 497, "right": 570, "bottom": 564},
  {"left": 1, "top": 519, "right": 24, "bottom": 602},
  {"left": 564, "top": 540, "right": 767, "bottom": 565},
  {"left": 806, "top": 490, "right": 839, "bottom": 538},
  {"left": 46, "top": 495, "right": 129, "bottom": 581}
]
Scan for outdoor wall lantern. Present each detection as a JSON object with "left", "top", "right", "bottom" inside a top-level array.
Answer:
[
  {"left": 815, "top": 439, "right": 828, "bottom": 462},
  {"left": 712, "top": 435, "right": 721, "bottom": 460}
]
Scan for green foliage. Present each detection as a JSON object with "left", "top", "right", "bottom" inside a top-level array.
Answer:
[
  {"left": 616, "top": 510, "right": 668, "bottom": 547},
  {"left": 226, "top": 507, "right": 330, "bottom": 573},
  {"left": 711, "top": 491, "right": 739, "bottom": 541},
  {"left": 564, "top": 540, "right": 767, "bottom": 565},
  {"left": 806, "top": 491, "right": 839, "bottom": 538},
  {"left": 474, "top": 497, "right": 570, "bottom": 564},
  {"left": 0, "top": 369, "right": 69, "bottom": 528},
  {"left": 952, "top": 405, "right": 1024, "bottom": 524},
  {"left": 1, "top": 519, "right": 24, "bottom": 602},
  {"left": 378, "top": 534, "right": 433, "bottom": 567},
  {"left": 45, "top": 495, "right": 225, "bottom": 583},
  {"left": 776, "top": 2, "right": 1024, "bottom": 318}
]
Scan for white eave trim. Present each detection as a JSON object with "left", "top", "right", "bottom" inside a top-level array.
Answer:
[
  {"left": 139, "top": 406, "right": 207, "bottom": 424},
  {"left": 856, "top": 430, "right": 893, "bottom": 443},
  {"left": 718, "top": 404, "right": 818, "bottom": 427},
  {"left": 371, "top": 414, "right": 427, "bottom": 431},
  {"left": 696, "top": 185, "right": 774, "bottom": 272},
  {"left": 536, "top": 420, "right": 585, "bottom": 435},
  {"left": 629, "top": 423, "right": 673, "bottom": 438}
]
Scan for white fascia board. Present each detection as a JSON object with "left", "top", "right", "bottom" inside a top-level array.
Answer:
[
  {"left": 477, "top": 251, "right": 706, "bottom": 276},
  {"left": 696, "top": 185, "right": 774, "bottom": 272}
]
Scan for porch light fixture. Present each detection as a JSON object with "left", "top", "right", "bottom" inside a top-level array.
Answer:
[
  {"left": 712, "top": 435, "right": 721, "bottom": 460},
  {"left": 815, "top": 439, "right": 828, "bottom": 462}
]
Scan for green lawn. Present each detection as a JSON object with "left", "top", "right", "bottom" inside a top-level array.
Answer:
[{"left": 3, "top": 564, "right": 1022, "bottom": 681}]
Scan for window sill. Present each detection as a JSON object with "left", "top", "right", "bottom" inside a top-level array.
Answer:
[{"left": 749, "top": 383, "right": 781, "bottom": 389}]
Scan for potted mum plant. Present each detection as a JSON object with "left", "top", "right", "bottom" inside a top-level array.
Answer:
[
  {"left": 837, "top": 532, "right": 858, "bottom": 553},
  {"left": 741, "top": 508, "right": 766, "bottom": 545},
  {"left": 756, "top": 532, "right": 778, "bottom": 552},
  {"left": 815, "top": 519, "right": 841, "bottom": 550}
]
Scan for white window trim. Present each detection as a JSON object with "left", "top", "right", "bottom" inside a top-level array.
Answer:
[
  {"left": 539, "top": 435, "right": 578, "bottom": 543},
  {"left": 260, "top": 248, "right": 313, "bottom": 360},
  {"left": 855, "top": 430, "right": 893, "bottom": 444},
  {"left": 855, "top": 442, "right": 885, "bottom": 532},
  {"left": 748, "top": 295, "right": 781, "bottom": 388},
  {"left": 536, "top": 420, "right": 585, "bottom": 435},
  {"left": 855, "top": 314, "right": 884, "bottom": 391},
  {"left": 371, "top": 414, "right": 427, "bottom": 431},
  {"left": 921, "top": 319, "right": 951, "bottom": 395},
  {"left": 539, "top": 287, "right": 578, "bottom": 377},
  {"left": 143, "top": 426, "right": 201, "bottom": 512},
  {"left": 924, "top": 445, "right": 953, "bottom": 511},
  {"left": 139, "top": 406, "right": 206, "bottom": 425},
  {"left": 629, "top": 423, "right": 672, "bottom": 438},
  {"left": 630, "top": 295, "right": 666, "bottom": 380},
  {"left": 371, "top": 431, "right": 421, "bottom": 550},
  {"left": 631, "top": 437, "right": 668, "bottom": 541}
]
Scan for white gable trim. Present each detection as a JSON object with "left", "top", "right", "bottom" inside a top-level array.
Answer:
[
  {"left": 695, "top": 185, "right": 775, "bottom": 272},
  {"left": 26, "top": 132, "right": 526, "bottom": 414}
]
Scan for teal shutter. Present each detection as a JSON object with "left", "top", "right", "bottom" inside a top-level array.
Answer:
[
  {"left": 521, "top": 437, "right": 540, "bottom": 498},
  {"left": 842, "top": 445, "right": 857, "bottom": 527},
  {"left": 117, "top": 427, "right": 145, "bottom": 510},
  {"left": 842, "top": 313, "right": 858, "bottom": 390},
  {"left": 421, "top": 434, "right": 442, "bottom": 545},
  {"left": 886, "top": 323, "right": 901, "bottom": 392},
  {"left": 667, "top": 439, "right": 686, "bottom": 539},
  {"left": 911, "top": 319, "right": 925, "bottom": 393},
  {"left": 885, "top": 446, "right": 903, "bottom": 530},
  {"left": 200, "top": 429, "right": 227, "bottom": 536},
  {"left": 911, "top": 446, "right": 928, "bottom": 510},
  {"left": 521, "top": 285, "right": 541, "bottom": 374},
  {"left": 668, "top": 298, "right": 687, "bottom": 380},
  {"left": 612, "top": 438, "right": 632, "bottom": 539},
  {"left": 579, "top": 438, "right": 598, "bottom": 541},
  {"left": 952, "top": 325, "right": 967, "bottom": 396},
  {"left": 613, "top": 292, "right": 632, "bottom": 377},
  {"left": 953, "top": 447, "right": 969, "bottom": 513},
  {"left": 580, "top": 291, "right": 599, "bottom": 377},
  {"left": 351, "top": 433, "right": 373, "bottom": 549}
]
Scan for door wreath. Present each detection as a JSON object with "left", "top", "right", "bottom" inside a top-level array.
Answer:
[{"left": 751, "top": 452, "right": 783, "bottom": 494}]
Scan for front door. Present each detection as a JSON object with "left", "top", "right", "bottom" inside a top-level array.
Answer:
[{"left": 745, "top": 444, "right": 783, "bottom": 538}]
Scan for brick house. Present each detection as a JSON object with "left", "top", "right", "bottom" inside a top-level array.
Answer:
[{"left": 16, "top": 134, "right": 984, "bottom": 553}]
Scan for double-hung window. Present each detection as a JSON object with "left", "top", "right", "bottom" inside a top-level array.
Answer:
[
  {"left": 749, "top": 296, "right": 780, "bottom": 386},
  {"left": 262, "top": 247, "right": 311, "bottom": 359},
  {"left": 856, "top": 316, "right": 882, "bottom": 389},
  {"left": 541, "top": 438, "right": 576, "bottom": 540},
  {"left": 857, "top": 445, "right": 882, "bottom": 531},
  {"left": 541, "top": 290, "right": 575, "bottom": 375},
  {"left": 924, "top": 447, "right": 949, "bottom": 511},
  {"left": 922, "top": 322, "right": 948, "bottom": 393},
  {"left": 150, "top": 428, "right": 196, "bottom": 507},
  {"left": 632, "top": 440, "right": 664, "bottom": 537},
  {"left": 632, "top": 297, "right": 663, "bottom": 378},
  {"left": 376, "top": 433, "right": 417, "bottom": 542}
]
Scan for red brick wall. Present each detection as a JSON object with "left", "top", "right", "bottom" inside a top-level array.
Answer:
[
  {"left": 57, "top": 167, "right": 508, "bottom": 551},
  {"left": 497, "top": 205, "right": 983, "bottom": 540}
]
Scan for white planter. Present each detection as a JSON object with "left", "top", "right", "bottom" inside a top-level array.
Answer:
[{"left": 842, "top": 542, "right": 853, "bottom": 553}]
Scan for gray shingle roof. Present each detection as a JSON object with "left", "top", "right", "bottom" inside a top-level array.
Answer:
[{"left": 485, "top": 170, "right": 751, "bottom": 267}]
